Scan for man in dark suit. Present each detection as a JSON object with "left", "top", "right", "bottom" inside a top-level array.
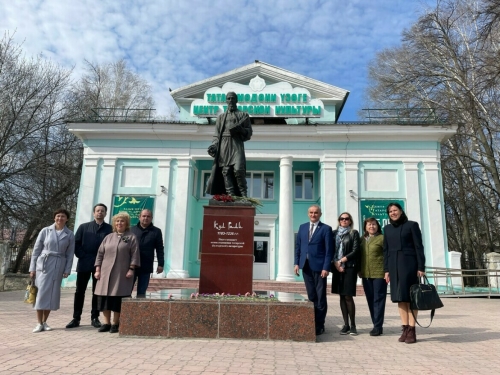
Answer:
[
  {"left": 66, "top": 203, "right": 113, "bottom": 329},
  {"left": 295, "top": 205, "right": 334, "bottom": 335},
  {"left": 130, "top": 209, "right": 164, "bottom": 297}
]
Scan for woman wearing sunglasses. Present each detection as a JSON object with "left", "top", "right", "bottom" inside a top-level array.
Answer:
[{"left": 331, "top": 212, "right": 360, "bottom": 335}]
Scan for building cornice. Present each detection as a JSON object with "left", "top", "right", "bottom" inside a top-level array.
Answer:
[{"left": 67, "top": 122, "right": 458, "bottom": 144}]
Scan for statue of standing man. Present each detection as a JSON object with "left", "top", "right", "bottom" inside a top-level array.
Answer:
[{"left": 206, "top": 92, "right": 253, "bottom": 197}]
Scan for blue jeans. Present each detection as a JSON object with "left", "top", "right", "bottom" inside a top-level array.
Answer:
[{"left": 134, "top": 272, "right": 151, "bottom": 297}]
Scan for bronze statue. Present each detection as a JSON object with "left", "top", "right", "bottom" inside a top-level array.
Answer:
[{"left": 205, "top": 92, "right": 253, "bottom": 197}]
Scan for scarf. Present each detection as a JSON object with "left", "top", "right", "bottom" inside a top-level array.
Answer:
[
  {"left": 335, "top": 226, "right": 351, "bottom": 261},
  {"left": 390, "top": 212, "right": 408, "bottom": 227}
]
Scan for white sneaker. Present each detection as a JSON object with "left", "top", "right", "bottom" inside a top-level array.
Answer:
[
  {"left": 32, "top": 324, "right": 44, "bottom": 333},
  {"left": 42, "top": 322, "right": 52, "bottom": 331}
]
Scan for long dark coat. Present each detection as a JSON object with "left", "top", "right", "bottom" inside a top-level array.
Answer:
[
  {"left": 205, "top": 109, "right": 252, "bottom": 195},
  {"left": 29, "top": 224, "right": 75, "bottom": 310},
  {"left": 383, "top": 221, "right": 425, "bottom": 302},
  {"left": 94, "top": 231, "right": 140, "bottom": 297}
]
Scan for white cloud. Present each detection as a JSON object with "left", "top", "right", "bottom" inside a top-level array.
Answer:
[{"left": 1, "top": 0, "right": 434, "bottom": 120}]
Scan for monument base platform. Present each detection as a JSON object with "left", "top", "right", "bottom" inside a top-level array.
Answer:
[{"left": 119, "top": 290, "right": 316, "bottom": 342}]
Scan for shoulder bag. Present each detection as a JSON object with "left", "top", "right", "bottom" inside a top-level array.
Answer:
[{"left": 410, "top": 275, "right": 444, "bottom": 328}]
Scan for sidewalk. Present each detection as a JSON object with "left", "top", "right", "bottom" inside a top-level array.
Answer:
[{"left": 0, "top": 289, "right": 499, "bottom": 375}]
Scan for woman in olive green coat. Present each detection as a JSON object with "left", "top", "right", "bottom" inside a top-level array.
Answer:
[{"left": 359, "top": 217, "right": 386, "bottom": 336}]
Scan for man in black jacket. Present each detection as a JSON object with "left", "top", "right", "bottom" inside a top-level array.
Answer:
[
  {"left": 66, "top": 203, "right": 113, "bottom": 328},
  {"left": 130, "top": 209, "right": 164, "bottom": 297}
]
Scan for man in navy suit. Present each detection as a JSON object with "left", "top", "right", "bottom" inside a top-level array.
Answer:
[{"left": 295, "top": 205, "right": 334, "bottom": 335}]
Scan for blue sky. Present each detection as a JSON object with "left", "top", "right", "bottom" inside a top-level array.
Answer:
[{"left": 1, "top": 0, "right": 434, "bottom": 121}]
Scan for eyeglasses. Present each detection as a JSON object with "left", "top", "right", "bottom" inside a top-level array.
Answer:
[{"left": 339, "top": 217, "right": 350, "bottom": 221}]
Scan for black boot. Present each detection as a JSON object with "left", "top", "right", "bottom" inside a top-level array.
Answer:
[
  {"left": 234, "top": 170, "right": 248, "bottom": 197},
  {"left": 222, "top": 174, "right": 236, "bottom": 196}
]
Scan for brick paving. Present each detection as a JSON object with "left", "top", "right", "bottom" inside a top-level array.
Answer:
[{"left": 0, "top": 288, "right": 499, "bottom": 374}]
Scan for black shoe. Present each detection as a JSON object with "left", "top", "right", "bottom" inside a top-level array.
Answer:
[
  {"left": 340, "top": 325, "right": 350, "bottom": 335},
  {"left": 91, "top": 318, "right": 102, "bottom": 328},
  {"left": 109, "top": 324, "right": 119, "bottom": 333},
  {"left": 315, "top": 326, "right": 325, "bottom": 336},
  {"left": 349, "top": 326, "right": 358, "bottom": 336},
  {"left": 65, "top": 319, "right": 80, "bottom": 329},
  {"left": 98, "top": 324, "right": 111, "bottom": 332},
  {"left": 370, "top": 327, "right": 383, "bottom": 336}
]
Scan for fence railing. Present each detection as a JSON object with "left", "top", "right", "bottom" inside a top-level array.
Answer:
[
  {"left": 426, "top": 266, "right": 500, "bottom": 297},
  {"left": 7, "top": 246, "right": 32, "bottom": 274}
]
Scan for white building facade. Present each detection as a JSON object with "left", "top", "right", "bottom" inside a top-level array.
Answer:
[{"left": 66, "top": 62, "right": 457, "bottom": 284}]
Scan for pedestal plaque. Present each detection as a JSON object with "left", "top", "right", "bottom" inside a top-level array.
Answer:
[{"left": 199, "top": 204, "right": 255, "bottom": 294}]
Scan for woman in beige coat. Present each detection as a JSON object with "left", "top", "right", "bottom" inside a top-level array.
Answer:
[{"left": 94, "top": 212, "right": 140, "bottom": 333}]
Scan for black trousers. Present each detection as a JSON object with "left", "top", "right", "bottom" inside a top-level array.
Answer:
[
  {"left": 302, "top": 260, "right": 328, "bottom": 329},
  {"left": 362, "top": 277, "right": 387, "bottom": 328},
  {"left": 73, "top": 271, "right": 99, "bottom": 320}
]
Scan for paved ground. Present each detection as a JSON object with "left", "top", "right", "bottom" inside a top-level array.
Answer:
[{"left": 0, "top": 289, "right": 499, "bottom": 375}]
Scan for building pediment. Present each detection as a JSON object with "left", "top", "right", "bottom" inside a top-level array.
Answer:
[{"left": 170, "top": 61, "right": 349, "bottom": 123}]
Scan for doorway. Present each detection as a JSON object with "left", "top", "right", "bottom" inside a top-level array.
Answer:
[{"left": 253, "top": 232, "right": 270, "bottom": 279}]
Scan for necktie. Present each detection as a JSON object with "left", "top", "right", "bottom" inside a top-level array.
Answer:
[{"left": 309, "top": 224, "right": 314, "bottom": 241}]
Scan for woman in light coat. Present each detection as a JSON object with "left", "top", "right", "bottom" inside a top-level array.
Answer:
[
  {"left": 29, "top": 209, "right": 75, "bottom": 333},
  {"left": 94, "top": 211, "right": 140, "bottom": 333}
]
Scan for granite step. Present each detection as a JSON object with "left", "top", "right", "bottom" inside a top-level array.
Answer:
[{"left": 146, "top": 278, "right": 365, "bottom": 296}]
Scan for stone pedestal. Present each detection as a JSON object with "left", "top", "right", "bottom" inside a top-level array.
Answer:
[
  {"left": 120, "top": 297, "right": 316, "bottom": 342},
  {"left": 199, "top": 204, "right": 255, "bottom": 295}
]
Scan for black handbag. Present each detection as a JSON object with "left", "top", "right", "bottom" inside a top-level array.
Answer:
[{"left": 410, "top": 275, "right": 443, "bottom": 328}]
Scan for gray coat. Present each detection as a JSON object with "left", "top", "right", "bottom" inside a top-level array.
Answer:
[
  {"left": 94, "top": 231, "right": 140, "bottom": 297},
  {"left": 29, "top": 224, "right": 75, "bottom": 310}
]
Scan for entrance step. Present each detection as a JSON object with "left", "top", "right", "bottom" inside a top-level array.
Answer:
[{"left": 147, "top": 278, "right": 365, "bottom": 296}]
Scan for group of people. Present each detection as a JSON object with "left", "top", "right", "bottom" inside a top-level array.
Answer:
[
  {"left": 295, "top": 203, "right": 425, "bottom": 344},
  {"left": 29, "top": 205, "right": 164, "bottom": 333}
]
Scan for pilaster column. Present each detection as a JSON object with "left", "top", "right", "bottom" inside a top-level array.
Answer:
[
  {"left": 423, "top": 161, "right": 447, "bottom": 268},
  {"left": 320, "top": 158, "right": 338, "bottom": 226},
  {"left": 344, "top": 161, "right": 360, "bottom": 230},
  {"left": 152, "top": 158, "right": 171, "bottom": 279},
  {"left": 276, "top": 156, "right": 295, "bottom": 281},
  {"left": 166, "top": 159, "right": 191, "bottom": 278},
  {"left": 404, "top": 162, "right": 422, "bottom": 224},
  {"left": 98, "top": 158, "right": 117, "bottom": 223},
  {"left": 75, "top": 157, "right": 99, "bottom": 229}
]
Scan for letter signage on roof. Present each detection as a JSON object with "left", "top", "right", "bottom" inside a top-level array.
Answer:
[{"left": 191, "top": 75, "right": 324, "bottom": 118}]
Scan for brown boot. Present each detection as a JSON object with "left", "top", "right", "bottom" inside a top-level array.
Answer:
[
  {"left": 398, "top": 325, "right": 409, "bottom": 342},
  {"left": 405, "top": 326, "right": 417, "bottom": 344}
]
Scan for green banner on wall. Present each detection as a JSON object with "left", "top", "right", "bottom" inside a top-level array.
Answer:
[
  {"left": 359, "top": 199, "right": 406, "bottom": 231},
  {"left": 112, "top": 195, "right": 155, "bottom": 225}
]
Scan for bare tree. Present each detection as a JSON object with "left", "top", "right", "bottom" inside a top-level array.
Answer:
[
  {"left": 0, "top": 32, "right": 82, "bottom": 271},
  {"left": 365, "top": 0, "right": 500, "bottom": 267},
  {"left": 1, "top": 34, "right": 157, "bottom": 272},
  {"left": 67, "top": 59, "right": 155, "bottom": 121}
]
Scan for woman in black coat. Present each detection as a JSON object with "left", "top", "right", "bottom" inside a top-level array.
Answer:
[
  {"left": 331, "top": 212, "right": 360, "bottom": 336},
  {"left": 383, "top": 203, "right": 425, "bottom": 344}
]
